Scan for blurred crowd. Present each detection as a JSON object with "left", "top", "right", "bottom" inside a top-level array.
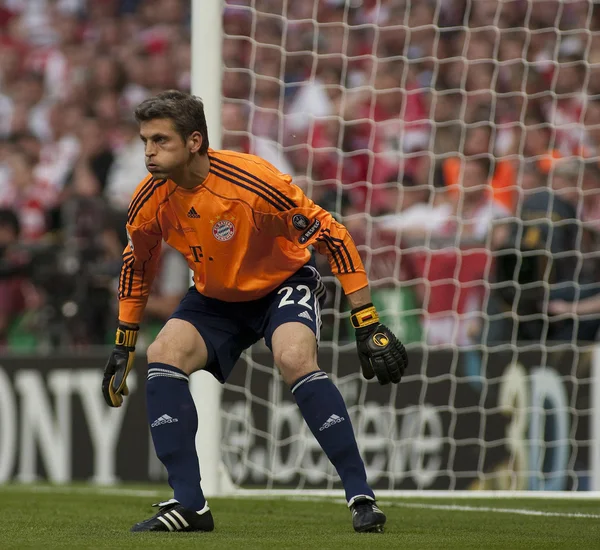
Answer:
[{"left": 0, "top": 0, "right": 600, "bottom": 349}]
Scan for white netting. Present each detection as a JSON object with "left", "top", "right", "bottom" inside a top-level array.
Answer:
[{"left": 219, "top": 0, "right": 600, "bottom": 491}]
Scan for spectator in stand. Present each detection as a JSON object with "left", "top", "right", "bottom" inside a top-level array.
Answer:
[
  {"left": 431, "top": 89, "right": 463, "bottom": 155},
  {"left": 540, "top": 41, "right": 588, "bottom": 156},
  {"left": 485, "top": 159, "right": 600, "bottom": 344},
  {"left": 0, "top": 146, "right": 55, "bottom": 240},
  {"left": 222, "top": 102, "right": 251, "bottom": 154},
  {"left": 9, "top": 72, "right": 52, "bottom": 140},
  {"left": 0, "top": 207, "right": 40, "bottom": 348},
  {"left": 221, "top": 100, "right": 294, "bottom": 176},
  {"left": 548, "top": 295, "right": 600, "bottom": 336},
  {"left": 518, "top": 160, "right": 546, "bottom": 193},
  {"left": 520, "top": 110, "right": 562, "bottom": 173},
  {"left": 369, "top": 158, "right": 507, "bottom": 345},
  {"left": 36, "top": 101, "right": 82, "bottom": 192},
  {"left": 68, "top": 117, "right": 115, "bottom": 198},
  {"left": 0, "top": 0, "right": 596, "bottom": 348},
  {"left": 9, "top": 130, "right": 42, "bottom": 164},
  {"left": 441, "top": 106, "right": 517, "bottom": 213},
  {"left": 587, "top": 48, "right": 600, "bottom": 96},
  {"left": 339, "top": 57, "right": 429, "bottom": 209},
  {"left": 88, "top": 55, "right": 126, "bottom": 98},
  {"left": 386, "top": 157, "right": 510, "bottom": 247},
  {"left": 104, "top": 117, "right": 147, "bottom": 212},
  {"left": 251, "top": 60, "right": 283, "bottom": 140},
  {"left": 345, "top": 172, "right": 432, "bottom": 247},
  {"left": 468, "top": 0, "right": 510, "bottom": 29}
]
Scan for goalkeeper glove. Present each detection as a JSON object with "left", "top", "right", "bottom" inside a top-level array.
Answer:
[
  {"left": 102, "top": 324, "right": 139, "bottom": 407},
  {"left": 351, "top": 303, "right": 408, "bottom": 385}
]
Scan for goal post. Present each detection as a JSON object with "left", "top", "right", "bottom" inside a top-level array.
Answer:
[{"left": 190, "top": 0, "right": 234, "bottom": 497}]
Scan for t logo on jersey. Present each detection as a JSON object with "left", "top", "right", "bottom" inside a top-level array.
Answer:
[{"left": 190, "top": 246, "right": 203, "bottom": 262}]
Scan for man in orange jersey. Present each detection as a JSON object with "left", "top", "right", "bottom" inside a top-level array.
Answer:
[{"left": 102, "top": 91, "right": 408, "bottom": 534}]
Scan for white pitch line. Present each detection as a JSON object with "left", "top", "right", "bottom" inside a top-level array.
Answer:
[
  {"left": 231, "top": 489, "right": 600, "bottom": 500},
  {"left": 1, "top": 485, "right": 166, "bottom": 498},
  {"left": 381, "top": 501, "right": 600, "bottom": 520},
  {"left": 2, "top": 486, "right": 599, "bottom": 519}
]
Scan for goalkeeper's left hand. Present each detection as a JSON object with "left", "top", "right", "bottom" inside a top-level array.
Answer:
[
  {"left": 102, "top": 324, "right": 138, "bottom": 407},
  {"left": 351, "top": 303, "right": 408, "bottom": 385}
]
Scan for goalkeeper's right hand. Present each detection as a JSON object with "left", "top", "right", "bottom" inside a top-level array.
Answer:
[{"left": 102, "top": 324, "right": 138, "bottom": 407}]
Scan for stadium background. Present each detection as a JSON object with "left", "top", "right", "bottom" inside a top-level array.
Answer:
[{"left": 0, "top": 0, "right": 599, "bottom": 495}]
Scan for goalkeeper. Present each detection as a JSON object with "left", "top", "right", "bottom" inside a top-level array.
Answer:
[{"left": 103, "top": 90, "right": 408, "bottom": 534}]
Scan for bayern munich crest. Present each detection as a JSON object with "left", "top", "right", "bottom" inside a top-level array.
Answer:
[{"left": 212, "top": 219, "right": 235, "bottom": 241}]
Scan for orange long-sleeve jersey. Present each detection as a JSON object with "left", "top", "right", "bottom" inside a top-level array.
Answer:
[{"left": 118, "top": 149, "right": 368, "bottom": 325}]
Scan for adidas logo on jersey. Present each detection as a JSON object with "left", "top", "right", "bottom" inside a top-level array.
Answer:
[
  {"left": 319, "top": 414, "right": 344, "bottom": 431},
  {"left": 298, "top": 311, "right": 313, "bottom": 321},
  {"left": 187, "top": 207, "right": 200, "bottom": 218},
  {"left": 151, "top": 414, "right": 179, "bottom": 427}
]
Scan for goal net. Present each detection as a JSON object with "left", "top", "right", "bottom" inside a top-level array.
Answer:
[{"left": 207, "top": 0, "right": 600, "bottom": 493}]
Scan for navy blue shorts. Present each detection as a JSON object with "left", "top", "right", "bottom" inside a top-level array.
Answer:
[{"left": 169, "top": 261, "right": 326, "bottom": 383}]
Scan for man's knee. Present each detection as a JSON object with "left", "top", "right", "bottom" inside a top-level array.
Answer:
[
  {"left": 147, "top": 337, "right": 176, "bottom": 364},
  {"left": 274, "top": 343, "right": 318, "bottom": 385},
  {"left": 146, "top": 320, "right": 207, "bottom": 375}
]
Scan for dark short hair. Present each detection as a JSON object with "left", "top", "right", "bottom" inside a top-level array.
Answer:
[{"left": 134, "top": 90, "right": 209, "bottom": 154}]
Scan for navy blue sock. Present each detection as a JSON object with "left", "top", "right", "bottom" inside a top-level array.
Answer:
[
  {"left": 291, "top": 371, "right": 374, "bottom": 503},
  {"left": 146, "top": 362, "right": 205, "bottom": 510}
]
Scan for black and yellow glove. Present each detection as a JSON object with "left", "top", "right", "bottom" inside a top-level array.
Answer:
[
  {"left": 351, "top": 303, "right": 408, "bottom": 385},
  {"left": 102, "top": 324, "right": 138, "bottom": 407}
]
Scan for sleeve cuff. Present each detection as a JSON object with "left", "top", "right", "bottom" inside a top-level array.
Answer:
[
  {"left": 336, "top": 272, "right": 369, "bottom": 296},
  {"left": 118, "top": 299, "right": 147, "bottom": 326}
]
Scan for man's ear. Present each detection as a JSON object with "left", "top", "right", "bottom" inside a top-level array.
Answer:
[{"left": 188, "top": 131, "right": 203, "bottom": 154}]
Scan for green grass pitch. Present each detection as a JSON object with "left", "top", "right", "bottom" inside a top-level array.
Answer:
[{"left": 1, "top": 484, "right": 599, "bottom": 549}]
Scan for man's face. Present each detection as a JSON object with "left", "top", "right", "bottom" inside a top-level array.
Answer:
[
  {"left": 140, "top": 118, "right": 194, "bottom": 179},
  {"left": 524, "top": 123, "right": 550, "bottom": 156},
  {"left": 462, "top": 160, "right": 488, "bottom": 191},
  {"left": 464, "top": 127, "right": 491, "bottom": 156}
]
